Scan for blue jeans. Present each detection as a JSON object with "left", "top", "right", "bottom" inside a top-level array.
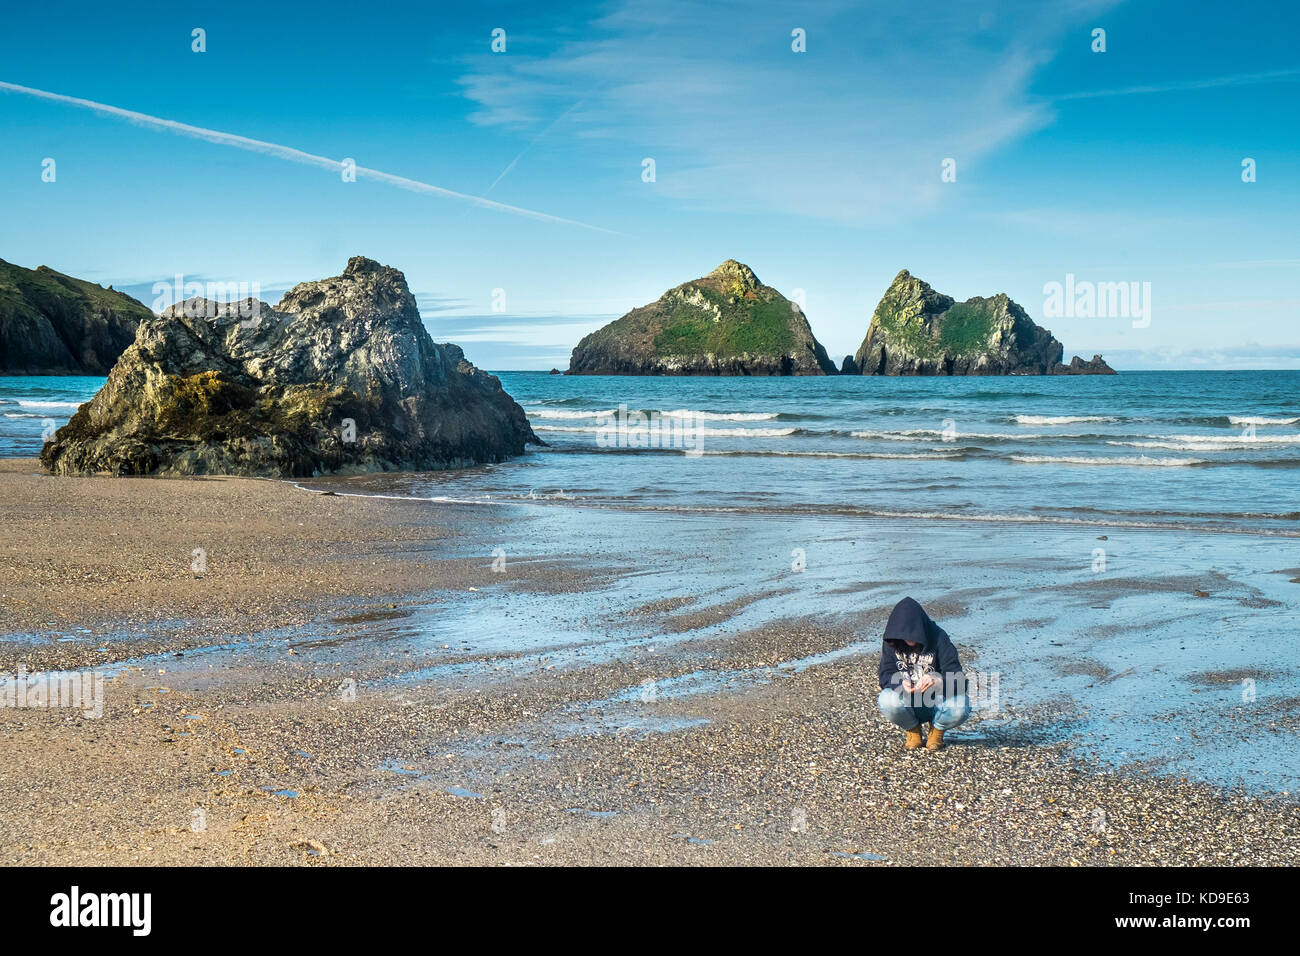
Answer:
[{"left": 877, "top": 687, "right": 971, "bottom": 731}]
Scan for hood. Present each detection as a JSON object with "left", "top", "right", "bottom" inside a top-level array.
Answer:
[{"left": 882, "top": 596, "right": 933, "bottom": 649}]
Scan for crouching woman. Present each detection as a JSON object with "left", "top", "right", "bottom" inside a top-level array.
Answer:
[{"left": 877, "top": 597, "right": 971, "bottom": 750}]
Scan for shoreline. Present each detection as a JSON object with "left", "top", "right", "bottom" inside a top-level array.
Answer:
[
  {"left": 1, "top": 458, "right": 1297, "bottom": 865},
  {"left": 293, "top": 474, "right": 1300, "bottom": 539}
]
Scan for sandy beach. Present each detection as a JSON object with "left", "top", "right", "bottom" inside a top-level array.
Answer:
[{"left": 1, "top": 457, "right": 1296, "bottom": 867}]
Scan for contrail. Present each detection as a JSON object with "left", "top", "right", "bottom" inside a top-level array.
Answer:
[
  {"left": 1055, "top": 68, "right": 1300, "bottom": 100},
  {"left": 483, "top": 99, "right": 586, "bottom": 197},
  {"left": 0, "top": 80, "right": 619, "bottom": 234}
]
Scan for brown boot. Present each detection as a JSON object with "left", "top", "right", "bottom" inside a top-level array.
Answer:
[
  {"left": 926, "top": 725, "right": 945, "bottom": 750},
  {"left": 904, "top": 724, "right": 924, "bottom": 749}
]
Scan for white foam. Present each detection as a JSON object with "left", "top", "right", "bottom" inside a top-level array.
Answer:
[
  {"left": 532, "top": 424, "right": 796, "bottom": 438},
  {"left": 1135, "top": 433, "right": 1300, "bottom": 446},
  {"left": 15, "top": 400, "right": 82, "bottom": 409},
  {"left": 850, "top": 429, "right": 1052, "bottom": 441},
  {"left": 1108, "top": 440, "right": 1242, "bottom": 452},
  {"left": 1011, "top": 454, "right": 1206, "bottom": 467},
  {"left": 850, "top": 430, "right": 921, "bottom": 441},
  {"left": 707, "top": 450, "right": 962, "bottom": 460},
  {"left": 526, "top": 408, "right": 618, "bottom": 420},
  {"left": 1227, "top": 416, "right": 1299, "bottom": 426},
  {"left": 1012, "top": 415, "right": 1116, "bottom": 425},
  {"left": 661, "top": 409, "right": 779, "bottom": 421},
  {"left": 529, "top": 408, "right": 780, "bottom": 422},
  {"left": 694, "top": 426, "right": 795, "bottom": 437}
]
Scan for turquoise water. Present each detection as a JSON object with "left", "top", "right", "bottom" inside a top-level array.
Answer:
[
  {"left": 5, "top": 370, "right": 1297, "bottom": 532},
  {"left": 422, "top": 371, "right": 1296, "bottom": 536},
  {"left": 0, "top": 375, "right": 103, "bottom": 457}
]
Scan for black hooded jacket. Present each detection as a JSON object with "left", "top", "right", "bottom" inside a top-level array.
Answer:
[{"left": 878, "top": 597, "right": 965, "bottom": 699}]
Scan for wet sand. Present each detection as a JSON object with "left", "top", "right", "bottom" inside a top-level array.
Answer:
[{"left": 1, "top": 458, "right": 1297, "bottom": 866}]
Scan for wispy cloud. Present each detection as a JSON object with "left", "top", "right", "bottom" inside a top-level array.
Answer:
[
  {"left": 0, "top": 80, "right": 618, "bottom": 234},
  {"left": 1054, "top": 68, "right": 1300, "bottom": 101},
  {"left": 423, "top": 315, "right": 610, "bottom": 347},
  {"left": 421, "top": 314, "right": 606, "bottom": 369},
  {"left": 455, "top": 0, "right": 1108, "bottom": 223},
  {"left": 482, "top": 99, "right": 588, "bottom": 196},
  {"left": 413, "top": 292, "right": 474, "bottom": 314}
]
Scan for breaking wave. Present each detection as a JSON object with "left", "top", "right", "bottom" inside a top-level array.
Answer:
[
  {"left": 1010, "top": 454, "right": 1207, "bottom": 467},
  {"left": 1011, "top": 415, "right": 1117, "bottom": 425}
]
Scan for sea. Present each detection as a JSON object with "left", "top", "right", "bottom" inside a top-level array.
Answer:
[
  {"left": 2, "top": 369, "right": 1297, "bottom": 793},
  {"left": 5, "top": 371, "right": 1298, "bottom": 533}
]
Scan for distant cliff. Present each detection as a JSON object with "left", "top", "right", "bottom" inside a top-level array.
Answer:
[
  {"left": 0, "top": 258, "right": 149, "bottom": 374},
  {"left": 852, "top": 270, "right": 1115, "bottom": 376},
  {"left": 568, "top": 260, "right": 838, "bottom": 376}
]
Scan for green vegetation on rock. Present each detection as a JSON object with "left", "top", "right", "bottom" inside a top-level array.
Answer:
[
  {"left": 652, "top": 287, "right": 798, "bottom": 357},
  {"left": 852, "top": 270, "right": 1115, "bottom": 376},
  {"left": 569, "top": 260, "right": 836, "bottom": 376},
  {"left": 934, "top": 302, "right": 1001, "bottom": 356}
]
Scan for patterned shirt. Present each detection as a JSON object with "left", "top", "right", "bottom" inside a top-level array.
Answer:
[{"left": 896, "top": 647, "right": 935, "bottom": 686}]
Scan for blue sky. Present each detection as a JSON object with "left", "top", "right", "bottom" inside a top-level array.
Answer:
[{"left": 1, "top": 0, "right": 1297, "bottom": 369}]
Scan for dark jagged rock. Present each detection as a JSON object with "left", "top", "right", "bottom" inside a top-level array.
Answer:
[
  {"left": 840, "top": 354, "right": 859, "bottom": 375},
  {"left": 548, "top": 368, "right": 561, "bottom": 375},
  {"left": 568, "top": 260, "right": 838, "bottom": 376},
  {"left": 1052, "top": 353, "right": 1116, "bottom": 375},
  {"left": 0, "top": 258, "right": 150, "bottom": 374},
  {"left": 41, "top": 257, "right": 542, "bottom": 477},
  {"left": 852, "top": 270, "right": 1115, "bottom": 376}
]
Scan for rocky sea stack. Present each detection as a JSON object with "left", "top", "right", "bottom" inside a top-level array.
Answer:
[
  {"left": 1, "top": 258, "right": 150, "bottom": 374},
  {"left": 41, "top": 257, "right": 540, "bottom": 477},
  {"left": 567, "top": 260, "right": 837, "bottom": 376},
  {"left": 852, "top": 270, "right": 1115, "bottom": 376}
]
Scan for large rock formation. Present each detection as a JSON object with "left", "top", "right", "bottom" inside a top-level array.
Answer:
[
  {"left": 567, "top": 260, "right": 838, "bottom": 375},
  {"left": 0, "top": 258, "right": 150, "bottom": 374},
  {"left": 41, "top": 257, "right": 541, "bottom": 477},
  {"left": 852, "top": 270, "right": 1115, "bottom": 376}
]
